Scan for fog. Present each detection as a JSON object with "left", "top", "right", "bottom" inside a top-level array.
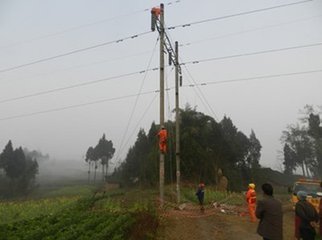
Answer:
[{"left": 0, "top": 0, "right": 322, "bottom": 171}]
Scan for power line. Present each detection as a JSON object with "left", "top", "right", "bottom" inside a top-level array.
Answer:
[
  {"left": 0, "top": 0, "right": 183, "bottom": 50},
  {"left": 182, "top": 42, "right": 322, "bottom": 66},
  {"left": 0, "top": 31, "right": 152, "bottom": 74},
  {"left": 115, "top": 92, "right": 158, "bottom": 162},
  {"left": 182, "top": 69, "right": 322, "bottom": 88},
  {"left": 0, "top": 69, "right": 158, "bottom": 104},
  {"left": 167, "top": 0, "right": 313, "bottom": 30},
  {"left": 181, "top": 63, "right": 219, "bottom": 120},
  {"left": 0, "top": 90, "right": 157, "bottom": 121},
  {"left": 0, "top": 49, "right": 155, "bottom": 83},
  {"left": 0, "top": 0, "right": 314, "bottom": 75},
  {"left": 1, "top": 68, "right": 321, "bottom": 122},
  {"left": 114, "top": 37, "right": 159, "bottom": 162},
  {"left": 179, "top": 14, "right": 322, "bottom": 48},
  {"left": 1, "top": 42, "right": 321, "bottom": 104}
]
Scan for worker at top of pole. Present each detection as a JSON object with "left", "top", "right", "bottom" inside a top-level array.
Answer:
[
  {"left": 151, "top": 7, "right": 161, "bottom": 17},
  {"left": 246, "top": 183, "right": 257, "bottom": 222},
  {"left": 157, "top": 125, "right": 167, "bottom": 153}
]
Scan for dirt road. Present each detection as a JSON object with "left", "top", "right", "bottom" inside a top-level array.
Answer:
[{"left": 157, "top": 203, "right": 296, "bottom": 240}]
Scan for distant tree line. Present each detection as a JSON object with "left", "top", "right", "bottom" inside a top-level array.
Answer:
[
  {"left": 281, "top": 105, "right": 322, "bottom": 178},
  {"left": 0, "top": 141, "right": 39, "bottom": 198},
  {"left": 112, "top": 106, "right": 262, "bottom": 191},
  {"left": 85, "top": 134, "right": 115, "bottom": 184}
]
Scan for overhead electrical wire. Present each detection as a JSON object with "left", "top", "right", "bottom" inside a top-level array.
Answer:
[
  {"left": 114, "top": 37, "right": 159, "bottom": 162},
  {"left": 0, "top": 0, "right": 314, "bottom": 74},
  {"left": 0, "top": 69, "right": 157, "bottom": 104},
  {"left": 182, "top": 69, "right": 322, "bottom": 88},
  {"left": 167, "top": 0, "right": 313, "bottom": 30},
  {"left": 0, "top": 31, "right": 152, "bottom": 74},
  {"left": 0, "top": 90, "right": 157, "bottom": 121},
  {"left": 163, "top": 24, "right": 219, "bottom": 120},
  {"left": 1, "top": 49, "right": 155, "bottom": 83},
  {"left": 114, "top": 93, "right": 159, "bottom": 163},
  {"left": 0, "top": 0, "right": 183, "bottom": 50},
  {"left": 0, "top": 68, "right": 321, "bottom": 122},
  {"left": 114, "top": 66, "right": 175, "bottom": 162},
  {"left": 1, "top": 42, "right": 321, "bottom": 105},
  {"left": 179, "top": 14, "right": 322, "bottom": 48},
  {"left": 181, "top": 64, "right": 219, "bottom": 120},
  {"left": 181, "top": 42, "right": 322, "bottom": 66}
]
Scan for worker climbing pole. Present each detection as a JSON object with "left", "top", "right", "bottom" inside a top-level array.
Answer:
[{"left": 158, "top": 125, "right": 168, "bottom": 153}]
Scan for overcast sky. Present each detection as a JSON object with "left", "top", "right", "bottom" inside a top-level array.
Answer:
[{"left": 0, "top": 0, "right": 321, "bottom": 170}]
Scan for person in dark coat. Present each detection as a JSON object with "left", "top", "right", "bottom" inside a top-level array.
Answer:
[
  {"left": 295, "top": 191, "right": 319, "bottom": 240},
  {"left": 196, "top": 182, "right": 205, "bottom": 211},
  {"left": 256, "top": 183, "right": 283, "bottom": 240}
]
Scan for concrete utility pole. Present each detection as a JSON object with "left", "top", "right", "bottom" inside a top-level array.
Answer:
[
  {"left": 175, "top": 41, "right": 181, "bottom": 204},
  {"left": 151, "top": 3, "right": 182, "bottom": 207},
  {"left": 159, "top": 3, "right": 165, "bottom": 207}
]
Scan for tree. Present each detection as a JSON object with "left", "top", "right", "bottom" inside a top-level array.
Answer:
[
  {"left": 85, "top": 146, "right": 95, "bottom": 183},
  {"left": 115, "top": 107, "right": 261, "bottom": 191},
  {"left": 246, "top": 130, "right": 262, "bottom": 169},
  {"left": 0, "top": 141, "right": 38, "bottom": 196},
  {"left": 94, "top": 134, "right": 115, "bottom": 182},
  {"left": 307, "top": 112, "right": 322, "bottom": 176},
  {"left": 281, "top": 124, "right": 315, "bottom": 177},
  {"left": 283, "top": 143, "right": 297, "bottom": 175},
  {"left": 85, "top": 134, "right": 115, "bottom": 184}
]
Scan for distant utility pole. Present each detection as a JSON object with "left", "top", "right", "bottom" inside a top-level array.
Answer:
[{"left": 151, "top": 3, "right": 182, "bottom": 207}]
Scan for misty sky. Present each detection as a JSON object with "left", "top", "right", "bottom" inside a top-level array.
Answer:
[{"left": 0, "top": 0, "right": 321, "bottom": 170}]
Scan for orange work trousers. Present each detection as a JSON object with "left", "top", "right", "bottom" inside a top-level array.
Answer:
[
  {"left": 159, "top": 142, "right": 166, "bottom": 153},
  {"left": 248, "top": 204, "right": 256, "bottom": 222}
]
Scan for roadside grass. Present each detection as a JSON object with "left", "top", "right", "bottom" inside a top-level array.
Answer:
[{"left": 181, "top": 187, "right": 245, "bottom": 206}]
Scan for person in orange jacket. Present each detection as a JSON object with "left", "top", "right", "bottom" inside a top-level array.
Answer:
[
  {"left": 157, "top": 125, "right": 167, "bottom": 153},
  {"left": 246, "top": 183, "right": 257, "bottom": 222}
]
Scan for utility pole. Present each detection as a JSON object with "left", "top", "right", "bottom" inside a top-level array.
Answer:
[
  {"left": 159, "top": 3, "right": 165, "bottom": 207},
  {"left": 175, "top": 41, "right": 181, "bottom": 204},
  {"left": 151, "top": 3, "right": 182, "bottom": 207}
]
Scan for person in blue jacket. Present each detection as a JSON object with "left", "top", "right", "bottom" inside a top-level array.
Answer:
[{"left": 196, "top": 182, "right": 205, "bottom": 211}]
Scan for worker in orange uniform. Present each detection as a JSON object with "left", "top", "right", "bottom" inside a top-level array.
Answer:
[
  {"left": 157, "top": 126, "right": 167, "bottom": 153},
  {"left": 246, "top": 183, "right": 257, "bottom": 222}
]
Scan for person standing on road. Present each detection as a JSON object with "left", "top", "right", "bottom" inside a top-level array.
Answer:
[
  {"left": 246, "top": 183, "right": 257, "bottom": 222},
  {"left": 255, "top": 183, "right": 283, "bottom": 240},
  {"left": 196, "top": 182, "right": 205, "bottom": 211},
  {"left": 295, "top": 191, "right": 319, "bottom": 240}
]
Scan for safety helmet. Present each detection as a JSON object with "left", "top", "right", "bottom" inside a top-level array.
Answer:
[
  {"left": 297, "top": 190, "right": 307, "bottom": 201},
  {"left": 248, "top": 183, "right": 255, "bottom": 189}
]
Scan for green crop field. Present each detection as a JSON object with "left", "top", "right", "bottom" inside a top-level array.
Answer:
[{"left": 0, "top": 186, "right": 158, "bottom": 240}]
